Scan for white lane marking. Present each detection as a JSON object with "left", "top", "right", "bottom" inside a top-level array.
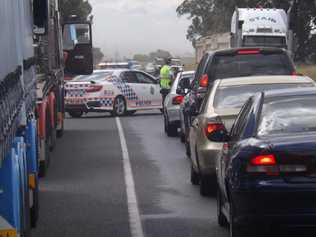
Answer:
[{"left": 116, "top": 117, "right": 145, "bottom": 237}]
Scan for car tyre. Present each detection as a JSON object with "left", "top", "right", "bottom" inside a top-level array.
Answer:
[
  {"left": 200, "top": 175, "right": 216, "bottom": 196},
  {"left": 217, "top": 189, "right": 228, "bottom": 227},
  {"left": 190, "top": 165, "right": 199, "bottom": 185},
  {"left": 166, "top": 123, "right": 178, "bottom": 137},
  {"left": 68, "top": 110, "right": 83, "bottom": 118},
  {"left": 126, "top": 110, "right": 136, "bottom": 116},
  {"left": 229, "top": 201, "right": 245, "bottom": 237},
  {"left": 112, "top": 96, "right": 126, "bottom": 116}
]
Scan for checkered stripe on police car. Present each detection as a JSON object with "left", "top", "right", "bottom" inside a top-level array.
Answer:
[
  {"left": 66, "top": 89, "right": 85, "bottom": 97},
  {"left": 112, "top": 79, "right": 138, "bottom": 101},
  {"left": 99, "top": 98, "right": 113, "bottom": 107}
]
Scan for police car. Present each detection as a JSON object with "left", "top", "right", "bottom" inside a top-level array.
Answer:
[{"left": 65, "top": 70, "right": 162, "bottom": 117}]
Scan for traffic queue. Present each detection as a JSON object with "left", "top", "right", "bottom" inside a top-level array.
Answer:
[{"left": 162, "top": 47, "right": 316, "bottom": 237}]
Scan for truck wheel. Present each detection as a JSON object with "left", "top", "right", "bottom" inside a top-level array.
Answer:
[
  {"left": 30, "top": 178, "right": 39, "bottom": 228},
  {"left": 39, "top": 139, "right": 49, "bottom": 178},
  {"left": 112, "top": 96, "right": 126, "bottom": 116},
  {"left": 68, "top": 110, "right": 83, "bottom": 118}
]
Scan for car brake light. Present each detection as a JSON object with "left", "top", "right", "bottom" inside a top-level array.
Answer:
[
  {"left": 204, "top": 123, "right": 225, "bottom": 137},
  {"left": 172, "top": 95, "right": 184, "bottom": 105},
  {"left": 199, "top": 74, "right": 208, "bottom": 88},
  {"left": 247, "top": 154, "right": 279, "bottom": 176},
  {"left": 237, "top": 49, "right": 260, "bottom": 55},
  {"left": 251, "top": 154, "right": 276, "bottom": 166},
  {"left": 86, "top": 85, "right": 103, "bottom": 93}
]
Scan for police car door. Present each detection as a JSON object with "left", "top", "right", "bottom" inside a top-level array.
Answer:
[
  {"left": 120, "top": 71, "right": 142, "bottom": 109},
  {"left": 135, "top": 71, "right": 161, "bottom": 108}
]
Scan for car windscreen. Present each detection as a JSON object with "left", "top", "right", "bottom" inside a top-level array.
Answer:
[
  {"left": 258, "top": 95, "right": 316, "bottom": 136},
  {"left": 211, "top": 53, "right": 293, "bottom": 79},
  {"left": 72, "top": 71, "right": 113, "bottom": 81},
  {"left": 214, "top": 83, "right": 313, "bottom": 109},
  {"left": 243, "top": 36, "right": 287, "bottom": 48}
]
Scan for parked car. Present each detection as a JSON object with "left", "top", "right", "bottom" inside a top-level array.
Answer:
[
  {"left": 217, "top": 87, "right": 316, "bottom": 237},
  {"left": 189, "top": 75, "right": 315, "bottom": 196},
  {"left": 163, "top": 71, "right": 195, "bottom": 136},
  {"left": 181, "top": 47, "right": 297, "bottom": 157},
  {"left": 65, "top": 70, "right": 162, "bottom": 117}
]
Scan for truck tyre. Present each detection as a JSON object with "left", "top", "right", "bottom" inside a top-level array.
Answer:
[
  {"left": 30, "top": 178, "right": 39, "bottom": 228},
  {"left": 112, "top": 96, "right": 126, "bottom": 116},
  {"left": 39, "top": 139, "right": 49, "bottom": 177},
  {"left": 68, "top": 110, "right": 83, "bottom": 118}
]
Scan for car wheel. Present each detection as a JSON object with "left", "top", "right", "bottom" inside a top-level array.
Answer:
[
  {"left": 113, "top": 96, "right": 126, "bottom": 116},
  {"left": 229, "top": 200, "right": 243, "bottom": 237},
  {"left": 200, "top": 175, "right": 217, "bottom": 196},
  {"left": 190, "top": 165, "right": 199, "bottom": 185},
  {"left": 126, "top": 110, "right": 136, "bottom": 116},
  {"left": 166, "top": 123, "right": 178, "bottom": 137},
  {"left": 68, "top": 110, "right": 83, "bottom": 118},
  {"left": 217, "top": 189, "right": 228, "bottom": 227},
  {"left": 180, "top": 132, "right": 185, "bottom": 143}
]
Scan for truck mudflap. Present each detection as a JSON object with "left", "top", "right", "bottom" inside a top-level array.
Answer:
[{"left": 0, "top": 216, "right": 17, "bottom": 237}]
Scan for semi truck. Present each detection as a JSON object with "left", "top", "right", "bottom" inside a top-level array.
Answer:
[
  {"left": 231, "top": 7, "right": 294, "bottom": 52},
  {"left": 195, "top": 7, "right": 295, "bottom": 63},
  {"left": 0, "top": 0, "right": 93, "bottom": 236}
]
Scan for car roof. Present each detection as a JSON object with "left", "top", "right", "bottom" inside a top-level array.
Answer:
[
  {"left": 218, "top": 75, "right": 314, "bottom": 87},
  {"left": 181, "top": 71, "right": 195, "bottom": 75},
  {"left": 263, "top": 87, "right": 316, "bottom": 99},
  {"left": 207, "top": 47, "right": 287, "bottom": 56}
]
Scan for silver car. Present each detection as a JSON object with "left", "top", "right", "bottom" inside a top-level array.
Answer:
[
  {"left": 163, "top": 71, "right": 195, "bottom": 137},
  {"left": 189, "top": 75, "right": 315, "bottom": 196}
]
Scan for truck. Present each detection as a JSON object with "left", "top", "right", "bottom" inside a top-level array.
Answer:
[
  {"left": 0, "top": 0, "right": 93, "bottom": 236},
  {"left": 230, "top": 7, "right": 294, "bottom": 51},
  {"left": 195, "top": 7, "right": 295, "bottom": 63}
]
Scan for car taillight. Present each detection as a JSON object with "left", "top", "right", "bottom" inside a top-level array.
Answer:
[
  {"left": 247, "top": 154, "right": 279, "bottom": 176},
  {"left": 172, "top": 95, "right": 184, "bottom": 105},
  {"left": 199, "top": 74, "right": 209, "bottom": 88},
  {"left": 237, "top": 49, "right": 260, "bottom": 55},
  {"left": 204, "top": 123, "right": 225, "bottom": 139},
  {"left": 86, "top": 85, "right": 103, "bottom": 93}
]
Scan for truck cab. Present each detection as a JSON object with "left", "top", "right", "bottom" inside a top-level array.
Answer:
[{"left": 231, "top": 8, "right": 293, "bottom": 51}]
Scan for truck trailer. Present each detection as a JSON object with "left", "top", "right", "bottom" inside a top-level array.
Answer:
[{"left": 0, "top": 0, "right": 93, "bottom": 236}]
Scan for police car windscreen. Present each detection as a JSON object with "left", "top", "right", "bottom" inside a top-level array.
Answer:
[
  {"left": 214, "top": 83, "right": 313, "bottom": 110},
  {"left": 72, "top": 71, "right": 114, "bottom": 81},
  {"left": 211, "top": 53, "right": 293, "bottom": 79}
]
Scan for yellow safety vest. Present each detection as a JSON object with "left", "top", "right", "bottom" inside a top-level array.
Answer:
[{"left": 160, "top": 65, "right": 171, "bottom": 89}]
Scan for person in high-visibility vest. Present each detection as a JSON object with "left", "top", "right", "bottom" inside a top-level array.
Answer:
[{"left": 160, "top": 57, "right": 174, "bottom": 107}]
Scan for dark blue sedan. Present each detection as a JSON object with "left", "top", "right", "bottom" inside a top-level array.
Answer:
[{"left": 217, "top": 87, "right": 316, "bottom": 237}]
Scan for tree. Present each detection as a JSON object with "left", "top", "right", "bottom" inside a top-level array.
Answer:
[
  {"left": 93, "top": 48, "right": 104, "bottom": 65},
  {"left": 149, "top": 49, "right": 172, "bottom": 60},
  {"left": 133, "top": 54, "right": 150, "bottom": 62},
  {"left": 177, "top": 0, "right": 316, "bottom": 61},
  {"left": 59, "top": 0, "right": 92, "bottom": 20}
]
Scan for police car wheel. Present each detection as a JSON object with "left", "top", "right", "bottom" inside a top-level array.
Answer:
[
  {"left": 113, "top": 96, "right": 126, "bottom": 116},
  {"left": 68, "top": 110, "right": 83, "bottom": 118}
]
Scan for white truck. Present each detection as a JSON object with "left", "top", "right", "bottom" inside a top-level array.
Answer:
[
  {"left": 195, "top": 7, "right": 295, "bottom": 63},
  {"left": 231, "top": 7, "right": 294, "bottom": 52}
]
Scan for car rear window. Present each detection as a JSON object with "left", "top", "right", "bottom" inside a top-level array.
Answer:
[
  {"left": 214, "top": 83, "right": 313, "bottom": 109},
  {"left": 73, "top": 71, "right": 113, "bottom": 81},
  {"left": 258, "top": 95, "right": 316, "bottom": 136},
  {"left": 210, "top": 53, "right": 293, "bottom": 80},
  {"left": 177, "top": 74, "right": 194, "bottom": 89}
]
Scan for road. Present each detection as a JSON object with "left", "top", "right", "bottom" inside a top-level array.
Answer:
[{"left": 31, "top": 111, "right": 311, "bottom": 237}]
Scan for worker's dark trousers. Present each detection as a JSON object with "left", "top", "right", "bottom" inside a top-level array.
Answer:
[{"left": 160, "top": 88, "right": 170, "bottom": 108}]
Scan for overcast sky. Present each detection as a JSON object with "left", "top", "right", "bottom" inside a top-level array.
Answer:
[{"left": 89, "top": 0, "right": 194, "bottom": 59}]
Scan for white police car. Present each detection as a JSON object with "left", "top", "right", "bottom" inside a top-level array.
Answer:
[{"left": 65, "top": 70, "right": 162, "bottom": 117}]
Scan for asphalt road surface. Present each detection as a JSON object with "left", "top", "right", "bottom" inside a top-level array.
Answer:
[{"left": 32, "top": 111, "right": 315, "bottom": 237}]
